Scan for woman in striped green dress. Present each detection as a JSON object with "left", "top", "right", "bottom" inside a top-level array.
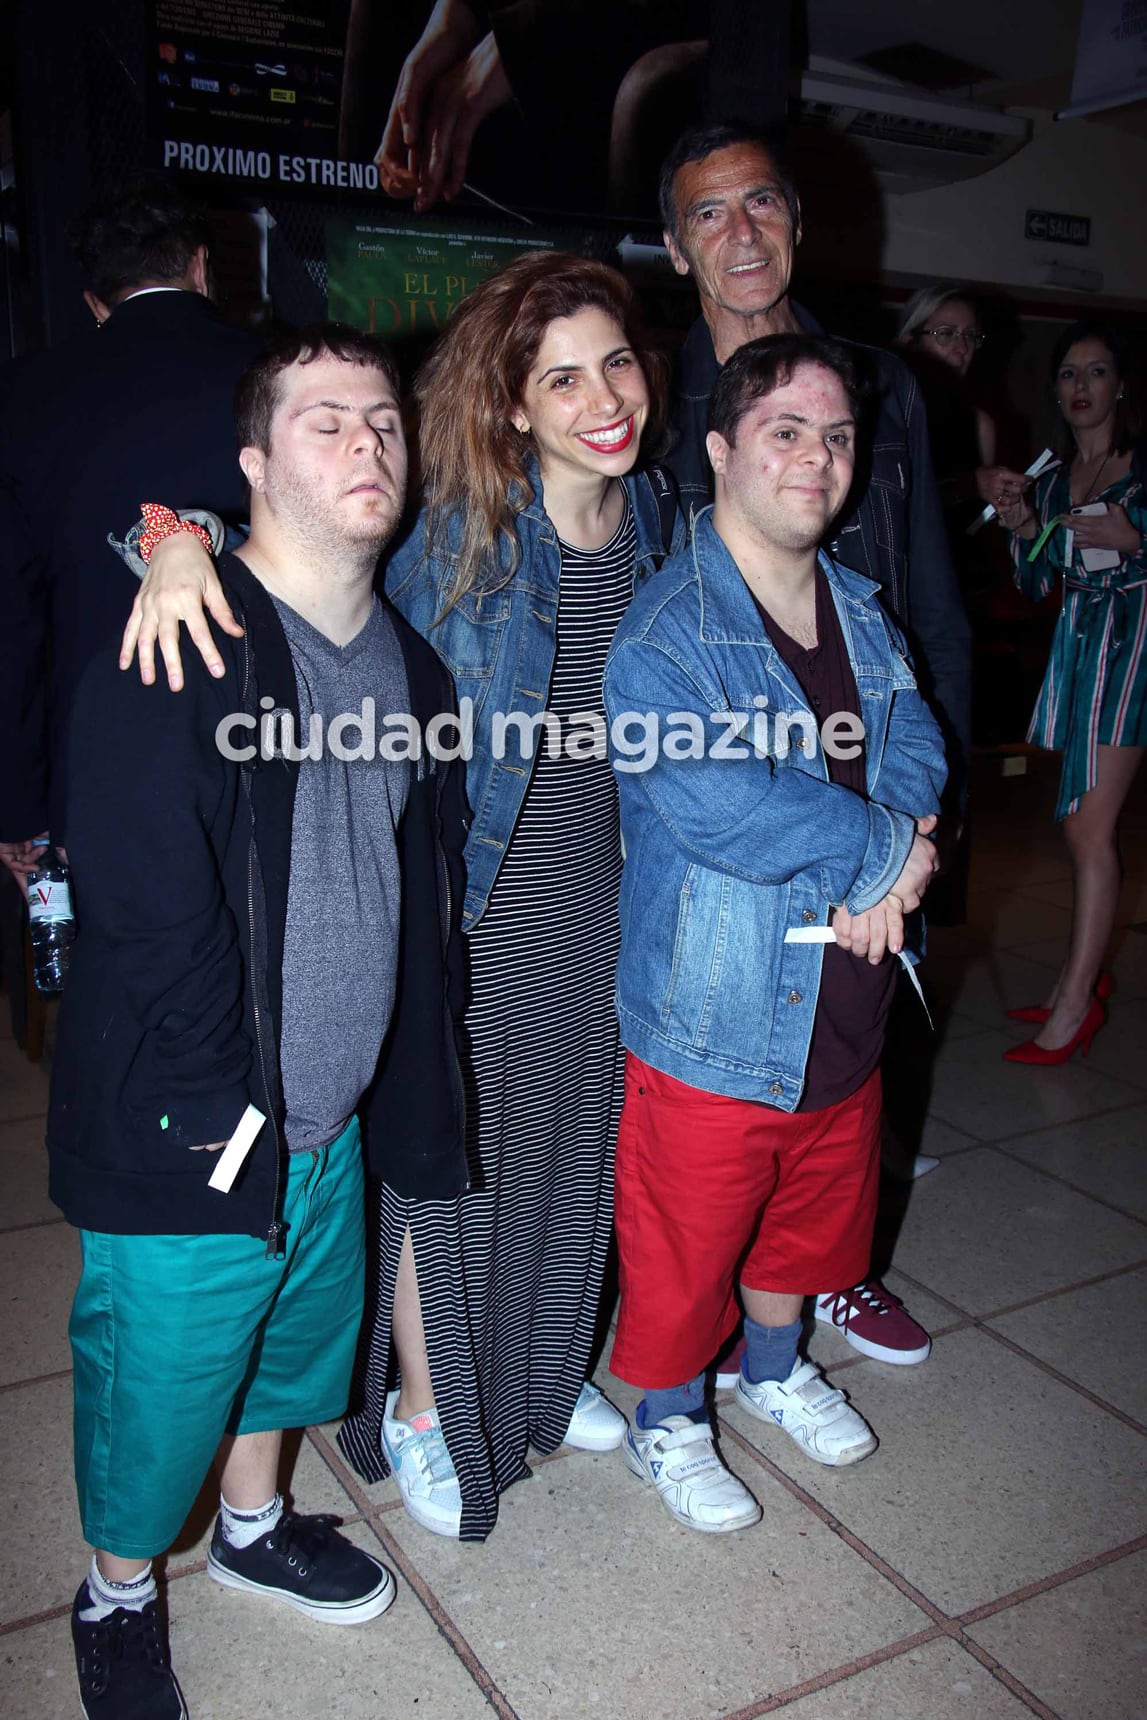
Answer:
[{"left": 996, "top": 322, "right": 1145, "bottom": 1062}]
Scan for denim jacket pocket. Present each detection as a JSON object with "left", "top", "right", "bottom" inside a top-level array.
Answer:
[
  {"left": 432, "top": 587, "right": 512, "bottom": 680},
  {"left": 658, "top": 864, "right": 733, "bottom": 1047}
]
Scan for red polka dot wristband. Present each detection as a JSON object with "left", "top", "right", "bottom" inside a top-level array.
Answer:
[{"left": 138, "top": 503, "right": 214, "bottom": 565}]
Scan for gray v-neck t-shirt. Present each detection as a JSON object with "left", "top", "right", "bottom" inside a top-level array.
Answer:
[{"left": 272, "top": 593, "right": 409, "bottom": 1152}]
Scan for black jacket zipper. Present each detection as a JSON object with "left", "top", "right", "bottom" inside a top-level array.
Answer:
[{"left": 239, "top": 627, "right": 285, "bottom": 1258}]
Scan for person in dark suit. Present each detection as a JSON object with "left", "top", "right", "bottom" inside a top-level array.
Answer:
[{"left": 0, "top": 177, "right": 265, "bottom": 887}]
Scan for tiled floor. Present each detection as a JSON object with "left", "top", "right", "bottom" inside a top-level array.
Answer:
[{"left": 2, "top": 754, "right": 1145, "bottom": 1720}]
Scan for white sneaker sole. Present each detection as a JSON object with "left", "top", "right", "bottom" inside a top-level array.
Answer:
[
  {"left": 381, "top": 1422, "right": 463, "bottom": 1537},
  {"left": 563, "top": 1422, "right": 626, "bottom": 1452},
  {"left": 393, "top": 1491, "right": 462, "bottom": 1537},
  {"left": 734, "top": 1384, "right": 878, "bottom": 1467},
  {"left": 834, "top": 1328, "right": 931, "bottom": 1366},
  {"left": 206, "top": 1553, "right": 396, "bottom": 1624},
  {"left": 623, "top": 1440, "right": 763, "bottom": 1532},
  {"left": 813, "top": 1305, "right": 932, "bottom": 1366}
]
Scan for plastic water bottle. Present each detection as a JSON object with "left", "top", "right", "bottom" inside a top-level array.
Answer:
[{"left": 27, "top": 847, "right": 75, "bottom": 995}]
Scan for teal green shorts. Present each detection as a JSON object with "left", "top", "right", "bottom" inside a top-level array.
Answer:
[{"left": 70, "top": 1117, "right": 365, "bottom": 1559}]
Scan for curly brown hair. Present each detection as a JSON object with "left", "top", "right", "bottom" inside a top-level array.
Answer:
[{"left": 415, "top": 251, "right": 667, "bottom": 613}]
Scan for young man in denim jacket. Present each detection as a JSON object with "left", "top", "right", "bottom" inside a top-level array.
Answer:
[{"left": 603, "top": 334, "right": 946, "bottom": 1532}]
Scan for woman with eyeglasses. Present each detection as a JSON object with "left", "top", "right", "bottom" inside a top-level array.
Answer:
[
  {"left": 897, "top": 283, "right": 1026, "bottom": 531},
  {"left": 895, "top": 284, "right": 1027, "bottom": 927},
  {"left": 995, "top": 321, "right": 1146, "bottom": 1065}
]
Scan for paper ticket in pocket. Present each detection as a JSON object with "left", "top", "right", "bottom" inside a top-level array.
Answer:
[{"left": 208, "top": 1103, "right": 267, "bottom": 1193}]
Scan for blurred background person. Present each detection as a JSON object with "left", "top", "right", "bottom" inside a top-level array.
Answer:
[
  {"left": 0, "top": 177, "right": 262, "bottom": 895},
  {"left": 897, "top": 284, "right": 1038, "bottom": 915},
  {"left": 897, "top": 283, "right": 1028, "bottom": 593},
  {"left": 997, "top": 321, "right": 1145, "bottom": 1065}
]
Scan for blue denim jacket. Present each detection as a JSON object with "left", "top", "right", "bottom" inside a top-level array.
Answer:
[
  {"left": 386, "top": 467, "right": 685, "bottom": 930},
  {"left": 602, "top": 510, "right": 947, "bottom": 1107}
]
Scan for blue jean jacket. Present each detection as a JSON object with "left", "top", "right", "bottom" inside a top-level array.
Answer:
[
  {"left": 386, "top": 467, "right": 685, "bottom": 930},
  {"left": 602, "top": 510, "right": 947, "bottom": 1107}
]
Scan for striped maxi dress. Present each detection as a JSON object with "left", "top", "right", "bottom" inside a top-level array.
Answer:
[
  {"left": 338, "top": 503, "right": 637, "bottom": 1539},
  {"left": 1012, "top": 451, "right": 1147, "bottom": 822}
]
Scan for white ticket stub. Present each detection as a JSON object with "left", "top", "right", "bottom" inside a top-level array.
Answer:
[
  {"left": 784, "top": 927, "right": 933, "bottom": 1028},
  {"left": 208, "top": 1103, "right": 267, "bottom": 1193},
  {"left": 967, "top": 447, "right": 1058, "bottom": 535}
]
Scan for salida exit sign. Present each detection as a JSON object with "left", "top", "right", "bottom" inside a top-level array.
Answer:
[{"left": 1025, "top": 209, "right": 1091, "bottom": 246}]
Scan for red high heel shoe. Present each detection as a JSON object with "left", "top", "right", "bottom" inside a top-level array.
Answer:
[
  {"left": 1003, "top": 995, "right": 1105, "bottom": 1066},
  {"left": 1005, "top": 969, "right": 1113, "bottom": 1025}
]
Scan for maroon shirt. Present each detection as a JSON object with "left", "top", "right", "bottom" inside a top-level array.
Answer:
[{"left": 755, "top": 566, "right": 897, "bottom": 1111}]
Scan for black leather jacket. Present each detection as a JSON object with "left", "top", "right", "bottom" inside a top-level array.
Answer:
[{"left": 667, "top": 315, "right": 972, "bottom": 803}]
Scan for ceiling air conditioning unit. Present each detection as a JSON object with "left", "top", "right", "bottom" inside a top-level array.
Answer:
[{"left": 793, "top": 59, "right": 1032, "bottom": 194}]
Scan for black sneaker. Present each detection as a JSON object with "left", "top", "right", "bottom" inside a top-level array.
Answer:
[
  {"left": 206, "top": 1511, "right": 395, "bottom": 1624},
  {"left": 71, "top": 1583, "right": 188, "bottom": 1719}
]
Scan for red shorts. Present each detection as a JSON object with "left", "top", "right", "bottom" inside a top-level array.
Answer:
[{"left": 610, "top": 1056, "right": 882, "bottom": 1388}]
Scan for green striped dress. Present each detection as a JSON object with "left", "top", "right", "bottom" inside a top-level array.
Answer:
[{"left": 1011, "top": 449, "right": 1147, "bottom": 822}]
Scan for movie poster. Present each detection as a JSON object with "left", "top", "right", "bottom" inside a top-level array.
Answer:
[
  {"left": 147, "top": 0, "right": 715, "bottom": 218},
  {"left": 147, "top": 0, "right": 378, "bottom": 191},
  {"left": 326, "top": 214, "right": 585, "bottom": 340}
]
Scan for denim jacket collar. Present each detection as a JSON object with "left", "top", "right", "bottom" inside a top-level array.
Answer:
[
  {"left": 687, "top": 507, "right": 912, "bottom": 724},
  {"left": 690, "top": 507, "right": 879, "bottom": 639},
  {"left": 430, "top": 454, "right": 672, "bottom": 604}
]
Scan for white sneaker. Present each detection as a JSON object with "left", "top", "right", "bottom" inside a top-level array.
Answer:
[
  {"left": 735, "top": 1358, "right": 878, "bottom": 1467},
  {"left": 381, "top": 1391, "right": 462, "bottom": 1537},
  {"left": 910, "top": 1154, "right": 941, "bottom": 1179},
  {"left": 563, "top": 1381, "right": 626, "bottom": 1452},
  {"left": 624, "top": 1415, "right": 762, "bottom": 1532}
]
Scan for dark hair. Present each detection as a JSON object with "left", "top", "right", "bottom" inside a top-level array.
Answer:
[
  {"left": 416, "top": 250, "right": 668, "bottom": 611},
  {"left": 1049, "top": 320, "right": 1140, "bottom": 456},
  {"left": 234, "top": 322, "right": 400, "bottom": 453},
  {"left": 707, "top": 333, "right": 866, "bottom": 447},
  {"left": 67, "top": 177, "right": 215, "bottom": 306},
  {"left": 658, "top": 122, "right": 799, "bottom": 242}
]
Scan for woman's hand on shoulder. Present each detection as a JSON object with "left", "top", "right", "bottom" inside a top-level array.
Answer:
[{"left": 119, "top": 532, "right": 241, "bottom": 691}]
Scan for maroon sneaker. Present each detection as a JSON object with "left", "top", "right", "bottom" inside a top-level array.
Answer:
[{"left": 814, "top": 1281, "right": 931, "bottom": 1365}]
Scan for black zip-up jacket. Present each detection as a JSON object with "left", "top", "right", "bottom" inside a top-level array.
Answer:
[
  {"left": 667, "top": 314, "right": 973, "bottom": 806},
  {"left": 48, "top": 554, "right": 468, "bottom": 1240}
]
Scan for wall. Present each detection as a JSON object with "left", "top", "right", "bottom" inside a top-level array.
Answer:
[{"left": 881, "top": 109, "right": 1147, "bottom": 306}]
